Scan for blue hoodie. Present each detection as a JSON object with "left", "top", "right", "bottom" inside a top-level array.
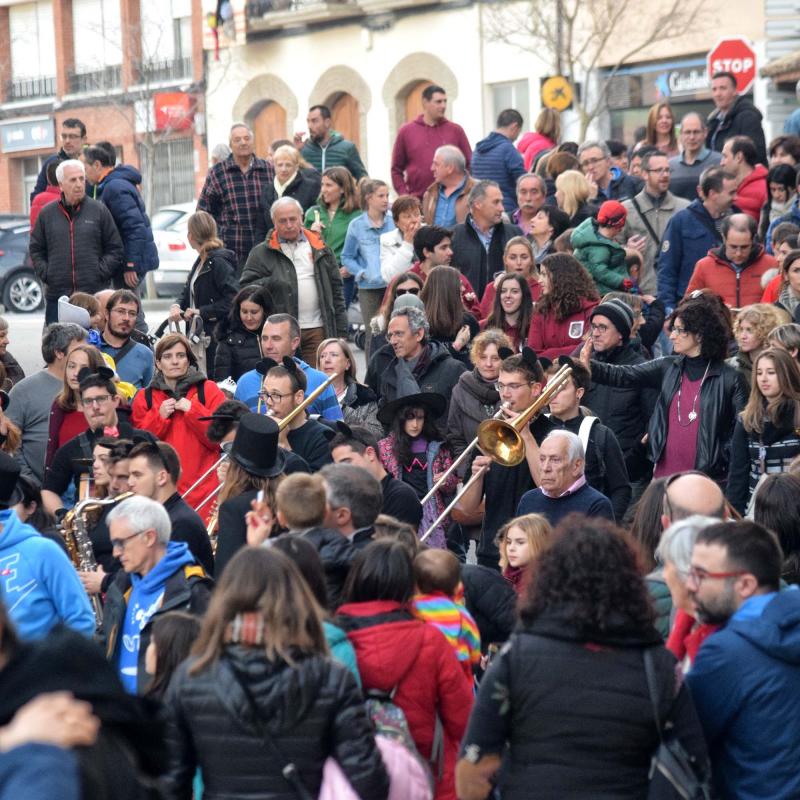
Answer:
[
  {"left": 0, "top": 509, "right": 95, "bottom": 640},
  {"left": 118, "top": 540, "right": 195, "bottom": 693},
  {"left": 470, "top": 131, "right": 526, "bottom": 213},
  {"left": 687, "top": 589, "right": 800, "bottom": 800}
]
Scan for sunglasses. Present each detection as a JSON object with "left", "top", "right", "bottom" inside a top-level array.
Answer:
[{"left": 396, "top": 287, "right": 420, "bottom": 296}]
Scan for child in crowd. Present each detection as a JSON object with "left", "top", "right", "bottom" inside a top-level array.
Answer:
[
  {"left": 570, "top": 200, "right": 632, "bottom": 296},
  {"left": 145, "top": 611, "right": 201, "bottom": 701},
  {"left": 410, "top": 548, "right": 481, "bottom": 680},
  {"left": 496, "top": 513, "right": 554, "bottom": 594}
]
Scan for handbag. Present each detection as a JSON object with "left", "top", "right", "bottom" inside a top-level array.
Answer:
[{"left": 643, "top": 649, "right": 712, "bottom": 800}]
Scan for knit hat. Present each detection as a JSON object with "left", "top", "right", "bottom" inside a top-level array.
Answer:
[
  {"left": 590, "top": 299, "right": 635, "bottom": 342},
  {"left": 596, "top": 200, "right": 627, "bottom": 229}
]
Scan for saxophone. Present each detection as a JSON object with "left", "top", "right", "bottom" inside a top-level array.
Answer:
[{"left": 61, "top": 491, "right": 135, "bottom": 628}]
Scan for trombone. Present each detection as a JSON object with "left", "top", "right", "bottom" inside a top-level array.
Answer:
[{"left": 420, "top": 364, "right": 573, "bottom": 542}]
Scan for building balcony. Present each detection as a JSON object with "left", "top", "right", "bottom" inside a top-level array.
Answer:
[
  {"left": 67, "top": 65, "right": 123, "bottom": 95},
  {"left": 5, "top": 76, "right": 56, "bottom": 101},
  {"left": 245, "top": 0, "right": 361, "bottom": 32},
  {"left": 139, "top": 57, "right": 193, "bottom": 85}
]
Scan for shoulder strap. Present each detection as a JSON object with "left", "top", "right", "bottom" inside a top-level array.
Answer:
[
  {"left": 111, "top": 337, "right": 136, "bottom": 365},
  {"left": 197, "top": 381, "right": 206, "bottom": 406},
  {"left": 643, "top": 648, "right": 665, "bottom": 741},
  {"left": 183, "top": 564, "right": 206, "bottom": 580},
  {"left": 145, "top": 386, "right": 153, "bottom": 410},
  {"left": 578, "top": 416, "right": 598, "bottom": 456},
  {"left": 630, "top": 196, "right": 661, "bottom": 246},
  {"left": 77, "top": 431, "right": 94, "bottom": 461}
]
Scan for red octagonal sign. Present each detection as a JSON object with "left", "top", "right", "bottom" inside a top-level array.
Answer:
[{"left": 707, "top": 38, "right": 757, "bottom": 95}]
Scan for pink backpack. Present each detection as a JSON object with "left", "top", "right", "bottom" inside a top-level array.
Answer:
[{"left": 319, "top": 735, "right": 433, "bottom": 800}]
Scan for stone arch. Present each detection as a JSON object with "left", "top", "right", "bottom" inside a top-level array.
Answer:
[
  {"left": 232, "top": 73, "right": 299, "bottom": 138},
  {"left": 309, "top": 66, "right": 372, "bottom": 164},
  {"left": 381, "top": 53, "right": 459, "bottom": 141}
]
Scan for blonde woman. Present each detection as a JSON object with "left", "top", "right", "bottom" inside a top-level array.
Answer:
[
  {"left": 497, "top": 513, "right": 553, "bottom": 593},
  {"left": 519, "top": 108, "right": 562, "bottom": 171},
  {"left": 728, "top": 303, "right": 790, "bottom": 389},
  {"left": 555, "top": 169, "right": 597, "bottom": 227},
  {"left": 170, "top": 210, "right": 238, "bottom": 371}
]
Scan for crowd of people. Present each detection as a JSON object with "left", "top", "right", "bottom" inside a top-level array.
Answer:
[{"left": 3, "top": 70, "right": 800, "bottom": 799}]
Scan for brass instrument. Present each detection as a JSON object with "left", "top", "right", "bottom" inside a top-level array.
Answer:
[
  {"left": 206, "top": 501, "right": 220, "bottom": 555},
  {"left": 420, "top": 365, "right": 573, "bottom": 542},
  {"left": 61, "top": 491, "right": 135, "bottom": 627},
  {"left": 273, "top": 373, "right": 337, "bottom": 432},
  {"left": 180, "top": 451, "right": 228, "bottom": 499}
]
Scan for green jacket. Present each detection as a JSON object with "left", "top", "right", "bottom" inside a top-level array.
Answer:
[
  {"left": 304, "top": 204, "right": 362, "bottom": 263},
  {"left": 301, "top": 132, "right": 368, "bottom": 179},
  {"left": 645, "top": 569, "right": 673, "bottom": 640},
  {"left": 240, "top": 228, "right": 348, "bottom": 339},
  {"left": 571, "top": 217, "right": 629, "bottom": 296}
]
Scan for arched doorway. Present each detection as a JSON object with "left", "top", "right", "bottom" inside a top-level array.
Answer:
[
  {"left": 329, "top": 92, "right": 360, "bottom": 149},
  {"left": 253, "top": 101, "right": 287, "bottom": 158},
  {"left": 404, "top": 80, "right": 433, "bottom": 122}
]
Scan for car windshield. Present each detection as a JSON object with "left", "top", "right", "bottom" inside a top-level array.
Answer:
[{"left": 150, "top": 209, "right": 185, "bottom": 230}]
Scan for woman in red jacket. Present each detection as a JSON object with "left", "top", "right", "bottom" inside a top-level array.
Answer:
[
  {"left": 336, "top": 540, "right": 473, "bottom": 800},
  {"left": 131, "top": 333, "right": 225, "bottom": 521},
  {"left": 527, "top": 253, "right": 599, "bottom": 360}
]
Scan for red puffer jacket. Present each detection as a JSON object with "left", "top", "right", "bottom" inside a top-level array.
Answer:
[
  {"left": 131, "top": 378, "right": 225, "bottom": 521},
  {"left": 527, "top": 296, "right": 598, "bottom": 361},
  {"left": 336, "top": 600, "right": 473, "bottom": 800}
]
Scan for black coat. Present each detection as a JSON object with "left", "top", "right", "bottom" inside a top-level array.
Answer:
[
  {"left": 589, "top": 355, "right": 748, "bottom": 480},
  {"left": 461, "top": 564, "right": 517, "bottom": 649},
  {"left": 296, "top": 526, "right": 357, "bottom": 610},
  {"left": 29, "top": 195, "right": 124, "bottom": 299},
  {"left": 162, "top": 645, "right": 389, "bottom": 800},
  {"left": 177, "top": 247, "right": 238, "bottom": 339},
  {"left": 450, "top": 215, "right": 523, "bottom": 297},
  {"left": 164, "top": 492, "right": 215, "bottom": 576},
  {"left": 461, "top": 611, "right": 709, "bottom": 799},
  {"left": 254, "top": 169, "right": 322, "bottom": 243},
  {"left": 213, "top": 316, "right": 263, "bottom": 381},
  {"left": 706, "top": 95, "right": 768, "bottom": 165}
]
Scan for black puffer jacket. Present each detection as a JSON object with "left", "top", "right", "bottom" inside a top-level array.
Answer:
[
  {"left": 461, "top": 564, "right": 517, "bottom": 649},
  {"left": 213, "top": 316, "right": 263, "bottom": 381},
  {"left": 162, "top": 646, "right": 388, "bottom": 800},
  {"left": 29, "top": 195, "right": 124, "bottom": 299},
  {"left": 706, "top": 95, "right": 767, "bottom": 165},
  {"left": 589, "top": 354, "right": 747, "bottom": 480},
  {"left": 177, "top": 248, "right": 238, "bottom": 339},
  {"left": 460, "top": 610, "right": 709, "bottom": 799}
]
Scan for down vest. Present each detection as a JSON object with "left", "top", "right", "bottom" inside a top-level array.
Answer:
[
  {"left": 212, "top": 316, "right": 263, "bottom": 381},
  {"left": 29, "top": 195, "right": 124, "bottom": 300},
  {"left": 162, "top": 646, "right": 389, "bottom": 800}
]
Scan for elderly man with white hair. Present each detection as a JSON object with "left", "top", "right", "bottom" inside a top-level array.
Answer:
[
  {"left": 98, "top": 495, "right": 213, "bottom": 695},
  {"left": 29, "top": 158, "right": 123, "bottom": 324},
  {"left": 240, "top": 196, "right": 347, "bottom": 364},
  {"left": 421, "top": 145, "right": 476, "bottom": 227},
  {"left": 516, "top": 429, "right": 615, "bottom": 526}
]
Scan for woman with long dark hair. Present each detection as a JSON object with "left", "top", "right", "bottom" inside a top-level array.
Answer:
[
  {"left": 369, "top": 271, "right": 424, "bottom": 353},
  {"left": 456, "top": 516, "right": 709, "bottom": 799},
  {"left": 478, "top": 236, "right": 541, "bottom": 319},
  {"left": 213, "top": 286, "right": 273, "bottom": 381},
  {"left": 761, "top": 163, "right": 797, "bottom": 244},
  {"left": 581, "top": 292, "right": 747, "bottom": 482},
  {"left": 163, "top": 546, "right": 388, "bottom": 799},
  {"left": 727, "top": 348, "right": 800, "bottom": 515},
  {"left": 528, "top": 253, "right": 599, "bottom": 360},
  {"left": 481, "top": 273, "right": 533, "bottom": 351}
]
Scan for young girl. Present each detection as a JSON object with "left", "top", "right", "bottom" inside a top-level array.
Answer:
[
  {"left": 377, "top": 393, "right": 458, "bottom": 550},
  {"left": 145, "top": 611, "right": 201, "bottom": 701},
  {"left": 726, "top": 347, "right": 800, "bottom": 516},
  {"left": 481, "top": 272, "right": 534, "bottom": 351},
  {"left": 496, "top": 513, "right": 553, "bottom": 593}
]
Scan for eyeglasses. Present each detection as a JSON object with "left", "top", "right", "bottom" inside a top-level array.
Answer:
[
  {"left": 646, "top": 167, "right": 671, "bottom": 175},
  {"left": 110, "top": 529, "right": 148, "bottom": 551},
  {"left": 590, "top": 322, "right": 610, "bottom": 333},
  {"left": 82, "top": 394, "right": 112, "bottom": 407},
  {"left": 670, "top": 325, "right": 688, "bottom": 336},
  {"left": 494, "top": 381, "right": 531, "bottom": 391},
  {"left": 61, "top": 133, "right": 82, "bottom": 140},
  {"left": 396, "top": 287, "right": 420, "bottom": 296},
  {"left": 258, "top": 390, "right": 291, "bottom": 403},
  {"left": 687, "top": 566, "right": 747, "bottom": 585},
  {"left": 110, "top": 307, "right": 138, "bottom": 318},
  {"left": 402, "top": 409, "right": 425, "bottom": 421},
  {"left": 579, "top": 157, "right": 607, "bottom": 169}
]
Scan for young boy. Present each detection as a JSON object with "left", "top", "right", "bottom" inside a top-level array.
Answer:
[
  {"left": 411, "top": 549, "right": 481, "bottom": 679},
  {"left": 570, "top": 200, "right": 632, "bottom": 296}
]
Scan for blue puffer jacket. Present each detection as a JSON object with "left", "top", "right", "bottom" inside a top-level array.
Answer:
[
  {"left": 470, "top": 132, "right": 526, "bottom": 213},
  {"left": 657, "top": 199, "right": 722, "bottom": 310},
  {"left": 95, "top": 165, "right": 159, "bottom": 276},
  {"left": 597, "top": 166, "right": 643, "bottom": 203}
]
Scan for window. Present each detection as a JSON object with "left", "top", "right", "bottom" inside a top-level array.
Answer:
[
  {"left": 489, "top": 80, "right": 530, "bottom": 132},
  {"left": 9, "top": 1, "right": 56, "bottom": 86},
  {"left": 139, "top": 0, "right": 192, "bottom": 80},
  {"left": 139, "top": 139, "right": 195, "bottom": 210},
  {"left": 72, "top": 0, "right": 123, "bottom": 74},
  {"left": 21, "top": 156, "right": 47, "bottom": 213}
]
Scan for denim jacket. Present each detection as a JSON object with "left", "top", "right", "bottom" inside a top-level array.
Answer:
[{"left": 341, "top": 212, "right": 395, "bottom": 289}]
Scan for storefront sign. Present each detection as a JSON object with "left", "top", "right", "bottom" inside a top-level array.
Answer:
[
  {"left": 154, "top": 92, "right": 194, "bottom": 132},
  {"left": 664, "top": 67, "right": 709, "bottom": 98},
  {"left": 0, "top": 117, "right": 54, "bottom": 153}
]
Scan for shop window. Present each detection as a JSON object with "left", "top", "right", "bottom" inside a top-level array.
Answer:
[{"left": 490, "top": 80, "right": 529, "bottom": 131}]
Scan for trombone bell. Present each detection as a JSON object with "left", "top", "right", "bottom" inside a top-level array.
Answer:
[{"left": 477, "top": 421, "right": 526, "bottom": 467}]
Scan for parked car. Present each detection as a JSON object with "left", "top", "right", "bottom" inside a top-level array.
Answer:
[
  {"left": 0, "top": 217, "right": 43, "bottom": 313},
  {"left": 151, "top": 201, "right": 196, "bottom": 298}
]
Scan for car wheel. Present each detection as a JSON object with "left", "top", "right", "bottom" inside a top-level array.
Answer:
[{"left": 3, "top": 271, "right": 44, "bottom": 313}]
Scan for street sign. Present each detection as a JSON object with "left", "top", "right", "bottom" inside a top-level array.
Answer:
[
  {"left": 707, "top": 38, "right": 757, "bottom": 94},
  {"left": 541, "top": 76, "right": 574, "bottom": 111}
]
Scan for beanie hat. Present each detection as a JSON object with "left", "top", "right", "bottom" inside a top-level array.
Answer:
[
  {"left": 591, "top": 299, "right": 635, "bottom": 342},
  {"left": 597, "top": 200, "right": 627, "bottom": 229}
]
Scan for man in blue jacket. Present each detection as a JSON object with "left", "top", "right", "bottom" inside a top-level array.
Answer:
[
  {"left": 657, "top": 166, "right": 737, "bottom": 312},
  {"left": 83, "top": 143, "right": 159, "bottom": 292},
  {"left": 470, "top": 109, "right": 526, "bottom": 213},
  {"left": 0, "top": 452, "right": 95, "bottom": 640},
  {"left": 686, "top": 520, "right": 800, "bottom": 800}
]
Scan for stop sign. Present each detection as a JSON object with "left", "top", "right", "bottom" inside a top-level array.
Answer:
[{"left": 707, "top": 38, "right": 757, "bottom": 94}]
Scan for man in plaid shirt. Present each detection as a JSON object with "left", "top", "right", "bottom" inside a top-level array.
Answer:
[{"left": 197, "top": 123, "right": 275, "bottom": 270}]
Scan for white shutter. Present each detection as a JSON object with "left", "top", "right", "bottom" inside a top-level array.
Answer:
[
  {"left": 36, "top": 0, "right": 56, "bottom": 77},
  {"left": 140, "top": 0, "right": 174, "bottom": 64},
  {"left": 10, "top": 4, "right": 38, "bottom": 79},
  {"left": 100, "top": 0, "right": 122, "bottom": 66},
  {"left": 72, "top": 0, "right": 105, "bottom": 72}
]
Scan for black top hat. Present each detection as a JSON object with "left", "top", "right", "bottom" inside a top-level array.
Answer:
[
  {"left": 377, "top": 392, "right": 447, "bottom": 427},
  {"left": 0, "top": 451, "right": 22, "bottom": 509},
  {"left": 227, "top": 412, "right": 286, "bottom": 478}
]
